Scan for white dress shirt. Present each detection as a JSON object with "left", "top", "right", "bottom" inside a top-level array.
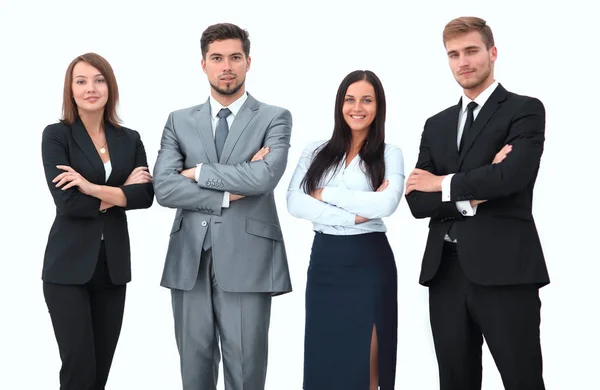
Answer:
[
  {"left": 101, "top": 160, "right": 112, "bottom": 240},
  {"left": 287, "top": 141, "right": 405, "bottom": 235},
  {"left": 440, "top": 80, "right": 499, "bottom": 241},
  {"left": 194, "top": 92, "right": 249, "bottom": 208}
]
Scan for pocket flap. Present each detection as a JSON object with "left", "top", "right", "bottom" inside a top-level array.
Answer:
[
  {"left": 245, "top": 217, "right": 283, "bottom": 241},
  {"left": 170, "top": 217, "right": 183, "bottom": 234}
]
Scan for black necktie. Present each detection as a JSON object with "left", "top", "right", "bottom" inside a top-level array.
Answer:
[
  {"left": 459, "top": 101, "right": 478, "bottom": 152},
  {"left": 215, "top": 108, "right": 231, "bottom": 160},
  {"left": 448, "top": 101, "right": 479, "bottom": 242}
]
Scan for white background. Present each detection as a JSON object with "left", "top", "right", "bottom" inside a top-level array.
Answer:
[{"left": 1, "top": 0, "right": 598, "bottom": 389}]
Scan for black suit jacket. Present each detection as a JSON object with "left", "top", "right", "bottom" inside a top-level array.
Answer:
[
  {"left": 41, "top": 119, "right": 154, "bottom": 285},
  {"left": 406, "top": 84, "right": 550, "bottom": 287}
]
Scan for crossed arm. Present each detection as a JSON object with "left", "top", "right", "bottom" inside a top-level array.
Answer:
[
  {"left": 153, "top": 110, "right": 292, "bottom": 215},
  {"left": 286, "top": 144, "right": 405, "bottom": 226},
  {"left": 42, "top": 126, "right": 153, "bottom": 217},
  {"left": 405, "top": 98, "right": 545, "bottom": 219}
]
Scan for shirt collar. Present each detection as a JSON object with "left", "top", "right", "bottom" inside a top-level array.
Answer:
[
  {"left": 209, "top": 92, "right": 248, "bottom": 119},
  {"left": 461, "top": 80, "right": 499, "bottom": 113}
]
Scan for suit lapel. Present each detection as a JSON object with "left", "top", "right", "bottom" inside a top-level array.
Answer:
[
  {"left": 458, "top": 84, "right": 508, "bottom": 168},
  {"left": 104, "top": 122, "right": 122, "bottom": 184},
  {"left": 446, "top": 101, "right": 462, "bottom": 173},
  {"left": 72, "top": 119, "right": 104, "bottom": 182},
  {"left": 220, "top": 94, "right": 259, "bottom": 163},
  {"left": 195, "top": 99, "right": 218, "bottom": 162}
]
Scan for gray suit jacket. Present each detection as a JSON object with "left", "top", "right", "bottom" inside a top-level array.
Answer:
[{"left": 153, "top": 94, "right": 292, "bottom": 294}]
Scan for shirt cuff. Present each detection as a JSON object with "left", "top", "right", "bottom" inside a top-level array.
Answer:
[
  {"left": 195, "top": 163, "right": 202, "bottom": 182},
  {"left": 456, "top": 200, "right": 477, "bottom": 216},
  {"left": 222, "top": 192, "right": 230, "bottom": 208},
  {"left": 441, "top": 174, "right": 454, "bottom": 202}
]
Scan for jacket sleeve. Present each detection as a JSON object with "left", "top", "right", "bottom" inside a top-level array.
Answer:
[
  {"left": 41, "top": 124, "right": 101, "bottom": 218},
  {"left": 450, "top": 98, "right": 545, "bottom": 201},
  {"left": 120, "top": 130, "right": 155, "bottom": 210},
  {"left": 153, "top": 113, "right": 225, "bottom": 215},
  {"left": 405, "top": 120, "right": 464, "bottom": 220},
  {"left": 197, "top": 109, "right": 292, "bottom": 196}
]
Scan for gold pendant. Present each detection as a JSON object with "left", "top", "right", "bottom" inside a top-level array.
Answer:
[{"left": 100, "top": 147, "right": 106, "bottom": 154}]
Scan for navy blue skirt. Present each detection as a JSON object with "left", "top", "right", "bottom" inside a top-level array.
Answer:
[{"left": 303, "top": 232, "right": 398, "bottom": 390}]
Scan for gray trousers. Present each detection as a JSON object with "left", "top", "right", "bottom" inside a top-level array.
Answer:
[{"left": 171, "top": 249, "right": 272, "bottom": 390}]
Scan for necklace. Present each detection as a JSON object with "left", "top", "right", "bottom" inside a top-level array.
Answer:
[{"left": 91, "top": 139, "right": 107, "bottom": 154}]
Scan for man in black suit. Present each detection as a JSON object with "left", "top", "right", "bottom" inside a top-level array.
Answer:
[{"left": 405, "top": 17, "right": 549, "bottom": 390}]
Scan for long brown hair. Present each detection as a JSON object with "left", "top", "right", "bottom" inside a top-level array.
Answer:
[
  {"left": 301, "top": 70, "right": 387, "bottom": 194},
  {"left": 61, "top": 52, "right": 121, "bottom": 127}
]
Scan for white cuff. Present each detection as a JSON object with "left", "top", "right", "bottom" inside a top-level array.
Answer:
[
  {"left": 456, "top": 200, "right": 477, "bottom": 216},
  {"left": 441, "top": 174, "right": 454, "bottom": 202},
  {"left": 222, "top": 192, "right": 230, "bottom": 208},
  {"left": 195, "top": 163, "right": 203, "bottom": 182}
]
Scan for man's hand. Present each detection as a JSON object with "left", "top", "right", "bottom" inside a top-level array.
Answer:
[
  {"left": 470, "top": 145, "right": 512, "bottom": 206},
  {"left": 493, "top": 144, "right": 512, "bottom": 164},
  {"left": 251, "top": 147, "right": 270, "bottom": 162},
  {"left": 230, "top": 193, "right": 245, "bottom": 201},
  {"left": 405, "top": 169, "right": 444, "bottom": 195},
  {"left": 181, "top": 167, "right": 196, "bottom": 180}
]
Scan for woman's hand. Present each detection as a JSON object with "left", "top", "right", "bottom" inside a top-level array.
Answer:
[
  {"left": 124, "top": 166, "right": 152, "bottom": 185},
  {"left": 53, "top": 165, "right": 98, "bottom": 195}
]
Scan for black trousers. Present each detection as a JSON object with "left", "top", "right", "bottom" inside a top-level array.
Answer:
[
  {"left": 43, "top": 242, "right": 127, "bottom": 390},
  {"left": 429, "top": 242, "right": 545, "bottom": 390}
]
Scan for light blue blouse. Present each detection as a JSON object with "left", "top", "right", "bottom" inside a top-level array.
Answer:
[{"left": 286, "top": 141, "right": 405, "bottom": 235}]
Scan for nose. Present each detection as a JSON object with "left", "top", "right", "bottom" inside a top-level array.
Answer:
[
  {"left": 458, "top": 53, "right": 469, "bottom": 68},
  {"left": 351, "top": 101, "right": 363, "bottom": 112},
  {"left": 222, "top": 58, "right": 232, "bottom": 72}
]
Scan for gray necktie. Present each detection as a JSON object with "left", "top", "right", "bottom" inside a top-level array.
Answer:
[
  {"left": 215, "top": 108, "right": 231, "bottom": 160},
  {"left": 203, "top": 108, "right": 231, "bottom": 251}
]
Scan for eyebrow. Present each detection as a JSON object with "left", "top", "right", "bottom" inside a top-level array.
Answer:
[
  {"left": 74, "top": 73, "right": 104, "bottom": 78},
  {"left": 209, "top": 52, "right": 243, "bottom": 57},
  {"left": 345, "top": 94, "right": 374, "bottom": 98},
  {"left": 447, "top": 45, "right": 481, "bottom": 54}
]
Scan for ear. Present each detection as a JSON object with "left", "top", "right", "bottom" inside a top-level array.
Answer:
[
  {"left": 201, "top": 58, "right": 207, "bottom": 74},
  {"left": 246, "top": 55, "right": 251, "bottom": 72},
  {"left": 490, "top": 46, "right": 498, "bottom": 63}
]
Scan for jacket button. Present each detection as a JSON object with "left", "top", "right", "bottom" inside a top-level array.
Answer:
[{"left": 201, "top": 221, "right": 208, "bottom": 227}]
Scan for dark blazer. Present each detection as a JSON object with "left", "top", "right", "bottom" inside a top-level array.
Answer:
[
  {"left": 406, "top": 84, "right": 550, "bottom": 287},
  {"left": 41, "top": 119, "right": 154, "bottom": 285}
]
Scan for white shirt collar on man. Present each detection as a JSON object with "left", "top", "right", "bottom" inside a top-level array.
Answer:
[
  {"left": 209, "top": 92, "right": 248, "bottom": 121},
  {"left": 460, "top": 80, "right": 499, "bottom": 115}
]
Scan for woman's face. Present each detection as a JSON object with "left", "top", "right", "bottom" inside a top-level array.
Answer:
[
  {"left": 71, "top": 61, "right": 108, "bottom": 116},
  {"left": 342, "top": 80, "right": 377, "bottom": 134}
]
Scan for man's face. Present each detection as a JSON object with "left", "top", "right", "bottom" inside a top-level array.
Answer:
[
  {"left": 202, "top": 38, "right": 251, "bottom": 99},
  {"left": 446, "top": 31, "right": 497, "bottom": 93}
]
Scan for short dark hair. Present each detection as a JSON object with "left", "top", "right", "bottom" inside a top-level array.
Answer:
[
  {"left": 200, "top": 23, "right": 250, "bottom": 59},
  {"left": 61, "top": 52, "right": 121, "bottom": 127},
  {"left": 443, "top": 16, "right": 495, "bottom": 49}
]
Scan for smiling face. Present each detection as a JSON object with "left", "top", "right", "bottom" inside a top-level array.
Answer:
[
  {"left": 342, "top": 80, "right": 377, "bottom": 135},
  {"left": 71, "top": 61, "right": 108, "bottom": 116},
  {"left": 201, "top": 38, "right": 250, "bottom": 102},
  {"left": 446, "top": 30, "right": 497, "bottom": 98}
]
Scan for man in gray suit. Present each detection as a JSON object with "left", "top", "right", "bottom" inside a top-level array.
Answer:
[{"left": 153, "top": 23, "right": 293, "bottom": 390}]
